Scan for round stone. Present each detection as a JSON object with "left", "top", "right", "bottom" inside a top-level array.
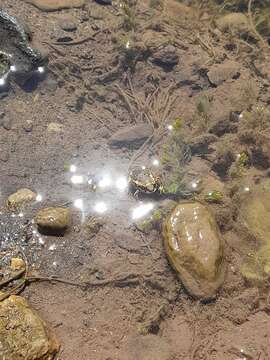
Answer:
[{"left": 36, "top": 207, "right": 71, "bottom": 235}]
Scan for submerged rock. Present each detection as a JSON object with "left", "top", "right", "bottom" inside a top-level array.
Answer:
[
  {"left": 164, "top": 0, "right": 195, "bottom": 22},
  {"left": 239, "top": 180, "right": 270, "bottom": 244},
  {"left": 163, "top": 202, "right": 225, "bottom": 300},
  {"left": 0, "top": 295, "right": 59, "bottom": 359},
  {"left": 151, "top": 45, "right": 179, "bottom": 69},
  {"left": 58, "top": 15, "right": 77, "bottom": 32},
  {"left": 0, "top": 10, "right": 47, "bottom": 83},
  {"left": 47, "top": 122, "right": 64, "bottom": 133},
  {"left": 25, "top": 0, "right": 85, "bottom": 11},
  {"left": 109, "top": 124, "right": 153, "bottom": 149},
  {"left": 207, "top": 61, "right": 240, "bottom": 86},
  {"left": 215, "top": 13, "right": 250, "bottom": 35},
  {"left": 7, "top": 188, "right": 37, "bottom": 210},
  {"left": 36, "top": 207, "right": 71, "bottom": 235}
]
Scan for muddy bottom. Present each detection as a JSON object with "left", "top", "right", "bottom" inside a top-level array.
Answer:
[{"left": 1, "top": 0, "right": 270, "bottom": 359}]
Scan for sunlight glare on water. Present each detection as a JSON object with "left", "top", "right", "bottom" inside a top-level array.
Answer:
[
  {"left": 131, "top": 202, "right": 154, "bottom": 220},
  {"left": 70, "top": 164, "right": 77, "bottom": 173},
  {"left": 98, "top": 174, "right": 112, "bottom": 189},
  {"left": 71, "top": 175, "right": 84, "bottom": 185},
  {"left": 37, "top": 66, "right": 45, "bottom": 74},
  {"left": 0, "top": 77, "right": 6, "bottom": 86},
  {"left": 74, "top": 198, "right": 84, "bottom": 210},
  {"left": 94, "top": 201, "right": 108, "bottom": 214},
  {"left": 115, "top": 176, "right": 128, "bottom": 192}
]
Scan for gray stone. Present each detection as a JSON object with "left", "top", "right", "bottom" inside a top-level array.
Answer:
[
  {"left": 109, "top": 124, "right": 153, "bottom": 149},
  {"left": 59, "top": 16, "right": 77, "bottom": 32}
]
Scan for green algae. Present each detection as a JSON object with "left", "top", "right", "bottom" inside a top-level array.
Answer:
[{"left": 204, "top": 190, "right": 223, "bottom": 203}]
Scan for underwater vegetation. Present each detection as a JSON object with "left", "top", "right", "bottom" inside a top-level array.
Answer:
[
  {"left": 204, "top": 190, "right": 223, "bottom": 203},
  {"left": 229, "top": 151, "right": 249, "bottom": 178},
  {"left": 161, "top": 118, "right": 192, "bottom": 196}
]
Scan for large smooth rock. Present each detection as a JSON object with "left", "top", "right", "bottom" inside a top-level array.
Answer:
[
  {"left": 26, "top": 0, "right": 85, "bottom": 11},
  {"left": 36, "top": 207, "right": 71, "bottom": 235},
  {"left": 163, "top": 202, "right": 225, "bottom": 300},
  {"left": 0, "top": 295, "right": 59, "bottom": 359},
  {"left": 7, "top": 188, "right": 37, "bottom": 209},
  {"left": 109, "top": 124, "right": 153, "bottom": 149}
]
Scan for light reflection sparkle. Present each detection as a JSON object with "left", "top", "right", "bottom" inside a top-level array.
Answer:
[
  {"left": 94, "top": 201, "right": 108, "bottom": 214},
  {"left": 74, "top": 198, "right": 83, "bottom": 210},
  {"left": 71, "top": 175, "right": 84, "bottom": 185},
  {"left": 115, "top": 176, "right": 128, "bottom": 191},
  {"left": 131, "top": 202, "right": 154, "bottom": 220},
  {"left": 98, "top": 174, "right": 112, "bottom": 189},
  {"left": 70, "top": 164, "right": 77, "bottom": 173}
]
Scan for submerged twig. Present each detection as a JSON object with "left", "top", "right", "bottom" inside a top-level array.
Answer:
[
  {"left": 51, "top": 29, "right": 104, "bottom": 46},
  {"left": 116, "top": 78, "right": 177, "bottom": 169}
]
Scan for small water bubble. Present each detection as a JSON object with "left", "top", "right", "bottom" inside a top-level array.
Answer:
[
  {"left": 10, "top": 65, "right": 16, "bottom": 72},
  {"left": 152, "top": 159, "right": 159, "bottom": 166}
]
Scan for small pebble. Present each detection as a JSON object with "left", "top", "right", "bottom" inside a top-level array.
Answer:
[
  {"left": 59, "top": 16, "right": 77, "bottom": 32},
  {"left": 10, "top": 258, "right": 25, "bottom": 271},
  {"left": 23, "top": 120, "right": 33, "bottom": 132}
]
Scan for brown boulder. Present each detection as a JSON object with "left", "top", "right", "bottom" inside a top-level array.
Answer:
[{"left": 0, "top": 295, "right": 59, "bottom": 359}]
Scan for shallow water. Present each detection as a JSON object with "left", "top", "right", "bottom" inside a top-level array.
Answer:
[{"left": 1, "top": 0, "right": 270, "bottom": 359}]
